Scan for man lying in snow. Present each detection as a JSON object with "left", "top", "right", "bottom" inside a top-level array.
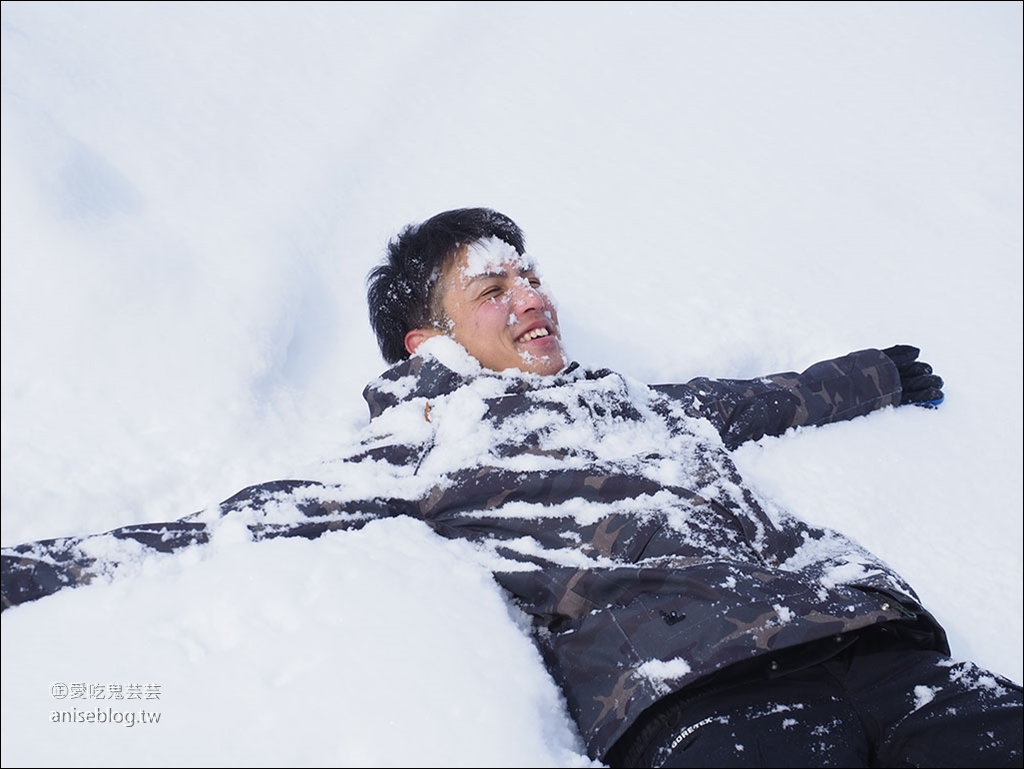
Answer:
[{"left": 2, "top": 208, "right": 1021, "bottom": 768}]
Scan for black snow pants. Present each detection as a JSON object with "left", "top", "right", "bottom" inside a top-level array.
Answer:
[{"left": 606, "top": 625, "right": 1023, "bottom": 768}]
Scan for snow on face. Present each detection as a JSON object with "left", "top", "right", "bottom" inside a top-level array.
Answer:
[
  {"left": 431, "top": 237, "right": 568, "bottom": 376},
  {"left": 460, "top": 236, "right": 535, "bottom": 279}
]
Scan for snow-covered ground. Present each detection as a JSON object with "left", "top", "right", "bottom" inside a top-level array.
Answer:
[{"left": 2, "top": 2, "right": 1021, "bottom": 766}]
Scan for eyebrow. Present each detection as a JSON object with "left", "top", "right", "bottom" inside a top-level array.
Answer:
[{"left": 463, "top": 267, "right": 536, "bottom": 284}]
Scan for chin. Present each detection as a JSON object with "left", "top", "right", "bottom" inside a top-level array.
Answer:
[
  {"left": 507, "top": 341, "right": 567, "bottom": 376},
  {"left": 528, "top": 355, "right": 568, "bottom": 376}
]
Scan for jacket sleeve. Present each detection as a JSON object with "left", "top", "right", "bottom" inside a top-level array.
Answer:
[
  {"left": 652, "top": 348, "right": 902, "bottom": 450},
  {"left": 1, "top": 480, "right": 408, "bottom": 613}
]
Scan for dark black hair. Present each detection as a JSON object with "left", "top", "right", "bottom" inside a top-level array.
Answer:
[{"left": 367, "top": 207, "right": 526, "bottom": 364}]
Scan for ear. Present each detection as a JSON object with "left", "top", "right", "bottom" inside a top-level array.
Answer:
[{"left": 404, "top": 327, "right": 440, "bottom": 355}]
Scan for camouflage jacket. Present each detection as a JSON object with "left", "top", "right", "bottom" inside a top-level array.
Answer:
[{"left": 0, "top": 346, "right": 948, "bottom": 761}]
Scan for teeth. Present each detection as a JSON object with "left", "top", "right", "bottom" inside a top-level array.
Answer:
[{"left": 518, "top": 327, "right": 549, "bottom": 342}]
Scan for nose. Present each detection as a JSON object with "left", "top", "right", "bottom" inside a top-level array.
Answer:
[{"left": 510, "top": 280, "right": 544, "bottom": 312}]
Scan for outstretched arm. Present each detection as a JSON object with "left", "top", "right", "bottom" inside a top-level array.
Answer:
[
  {"left": 654, "top": 346, "right": 944, "bottom": 449},
  {"left": 1, "top": 480, "right": 406, "bottom": 613}
]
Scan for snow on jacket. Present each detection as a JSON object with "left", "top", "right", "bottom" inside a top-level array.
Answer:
[{"left": 0, "top": 341, "right": 949, "bottom": 761}]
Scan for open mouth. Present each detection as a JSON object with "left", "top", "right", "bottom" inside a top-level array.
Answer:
[{"left": 517, "top": 327, "right": 551, "bottom": 343}]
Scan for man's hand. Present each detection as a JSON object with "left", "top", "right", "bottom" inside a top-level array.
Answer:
[{"left": 882, "top": 345, "right": 945, "bottom": 407}]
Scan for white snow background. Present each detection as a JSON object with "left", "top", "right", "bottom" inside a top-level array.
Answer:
[{"left": 1, "top": 2, "right": 1021, "bottom": 767}]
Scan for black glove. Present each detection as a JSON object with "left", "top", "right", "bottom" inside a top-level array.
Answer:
[{"left": 882, "top": 345, "right": 945, "bottom": 407}]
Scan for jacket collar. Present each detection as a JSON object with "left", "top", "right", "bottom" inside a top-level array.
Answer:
[{"left": 362, "top": 354, "right": 590, "bottom": 420}]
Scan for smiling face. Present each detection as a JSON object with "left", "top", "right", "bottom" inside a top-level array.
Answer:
[{"left": 403, "top": 237, "right": 568, "bottom": 375}]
